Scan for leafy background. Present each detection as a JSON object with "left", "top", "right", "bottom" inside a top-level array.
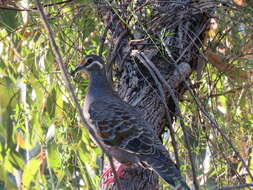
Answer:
[{"left": 0, "top": 0, "right": 252, "bottom": 189}]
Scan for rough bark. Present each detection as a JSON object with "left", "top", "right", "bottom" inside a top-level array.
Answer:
[{"left": 94, "top": 0, "right": 215, "bottom": 189}]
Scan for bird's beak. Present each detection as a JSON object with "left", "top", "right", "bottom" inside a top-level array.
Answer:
[{"left": 71, "top": 65, "right": 86, "bottom": 77}]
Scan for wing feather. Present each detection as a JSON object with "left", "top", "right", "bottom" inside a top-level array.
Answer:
[{"left": 88, "top": 100, "right": 155, "bottom": 155}]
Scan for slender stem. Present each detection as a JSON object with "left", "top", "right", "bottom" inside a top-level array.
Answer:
[
  {"left": 214, "top": 183, "right": 253, "bottom": 190},
  {"left": 135, "top": 54, "right": 180, "bottom": 168},
  {"left": 138, "top": 53, "right": 196, "bottom": 190},
  {"left": 0, "top": 0, "right": 73, "bottom": 11},
  {"left": 146, "top": 53, "right": 199, "bottom": 189},
  {"left": 35, "top": 1, "right": 122, "bottom": 189},
  {"left": 162, "top": 31, "right": 253, "bottom": 182}
]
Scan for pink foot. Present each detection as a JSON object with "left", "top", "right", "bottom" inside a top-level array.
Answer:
[
  {"left": 102, "top": 168, "right": 113, "bottom": 179},
  {"left": 102, "top": 164, "right": 126, "bottom": 185}
]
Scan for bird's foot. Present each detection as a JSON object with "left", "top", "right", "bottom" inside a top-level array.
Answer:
[{"left": 102, "top": 164, "right": 126, "bottom": 185}]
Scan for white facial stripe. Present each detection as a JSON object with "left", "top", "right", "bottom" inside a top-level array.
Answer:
[{"left": 86, "top": 61, "right": 103, "bottom": 69}]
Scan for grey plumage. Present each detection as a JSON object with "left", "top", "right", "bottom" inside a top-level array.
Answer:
[{"left": 71, "top": 55, "right": 190, "bottom": 190}]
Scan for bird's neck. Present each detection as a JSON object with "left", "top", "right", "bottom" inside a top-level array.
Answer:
[{"left": 87, "top": 70, "right": 113, "bottom": 99}]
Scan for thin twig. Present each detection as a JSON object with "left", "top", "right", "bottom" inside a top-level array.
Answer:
[
  {"left": 186, "top": 79, "right": 253, "bottom": 182},
  {"left": 100, "top": 152, "right": 105, "bottom": 176},
  {"left": 214, "top": 183, "right": 253, "bottom": 190},
  {"left": 73, "top": 155, "right": 80, "bottom": 190},
  {"left": 135, "top": 54, "right": 180, "bottom": 168},
  {"left": 138, "top": 52, "right": 196, "bottom": 189},
  {"left": 181, "top": 83, "right": 253, "bottom": 102},
  {"left": 99, "top": 22, "right": 110, "bottom": 56},
  {"left": 106, "top": 30, "right": 128, "bottom": 83},
  {"left": 35, "top": 1, "right": 122, "bottom": 190},
  {"left": 162, "top": 34, "right": 253, "bottom": 183},
  {"left": 0, "top": 0, "right": 73, "bottom": 11}
]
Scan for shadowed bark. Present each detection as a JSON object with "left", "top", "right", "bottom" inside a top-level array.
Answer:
[{"left": 94, "top": 0, "right": 215, "bottom": 189}]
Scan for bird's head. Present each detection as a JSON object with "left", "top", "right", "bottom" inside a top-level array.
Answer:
[{"left": 71, "top": 55, "right": 105, "bottom": 76}]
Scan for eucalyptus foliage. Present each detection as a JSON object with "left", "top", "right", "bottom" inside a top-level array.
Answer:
[{"left": 0, "top": 0, "right": 252, "bottom": 190}]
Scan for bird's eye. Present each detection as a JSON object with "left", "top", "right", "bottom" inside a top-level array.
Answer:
[{"left": 86, "top": 58, "right": 93, "bottom": 64}]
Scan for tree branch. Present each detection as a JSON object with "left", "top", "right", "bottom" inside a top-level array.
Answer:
[
  {"left": 214, "top": 183, "right": 253, "bottom": 190},
  {"left": 0, "top": 0, "right": 73, "bottom": 11},
  {"left": 135, "top": 53, "right": 180, "bottom": 168},
  {"left": 162, "top": 36, "right": 253, "bottom": 183},
  {"left": 35, "top": 1, "right": 122, "bottom": 189},
  {"left": 137, "top": 52, "right": 199, "bottom": 190}
]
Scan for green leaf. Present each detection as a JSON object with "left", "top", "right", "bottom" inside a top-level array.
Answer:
[
  {"left": 47, "top": 142, "right": 61, "bottom": 169},
  {"left": 8, "top": 151, "right": 25, "bottom": 171},
  {"left": 22, "top": 158, "right": 40, "bottom": 189},
  {"left": 45, "top": 88, "right": 56, "bottom": 118},
  {"left": 0, "top": 10, "right": 19, "bottom": 32}
]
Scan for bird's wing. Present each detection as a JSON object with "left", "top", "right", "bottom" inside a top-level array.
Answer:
[
  {"left": 88, "top": 99, "right": 191, "bottom": 189},
  {"left": 88, "top": 99, "right": 156, "bottom": 155}
]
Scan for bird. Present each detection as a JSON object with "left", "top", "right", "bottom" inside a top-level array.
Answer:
[{"left": 71, "top": 55, "right": 191, "bottom": 190}]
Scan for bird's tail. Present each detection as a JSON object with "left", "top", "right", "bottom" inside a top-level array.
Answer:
[{"left": 141, "top": 150, "right": 191, "bottom": 190}]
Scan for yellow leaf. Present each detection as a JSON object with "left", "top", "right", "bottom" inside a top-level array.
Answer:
[
  {"left": 22, "top": 159, "right": 40, "bottom": 189},
  {"left": 16, "top": 132, "right": 26, "bottom": 150}
]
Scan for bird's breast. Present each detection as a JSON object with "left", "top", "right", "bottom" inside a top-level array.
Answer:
[{"left": 83, "top": 107, "right": 90, "bottom": 120}]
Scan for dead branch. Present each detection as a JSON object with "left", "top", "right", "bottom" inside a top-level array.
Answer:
[{"left": 205, "top": 49, "right": 250, "bottom": 81}]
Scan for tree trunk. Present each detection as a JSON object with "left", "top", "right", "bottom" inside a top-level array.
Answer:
[{"left": 94, "top": 0, "right": 215, "bottom": 189}]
